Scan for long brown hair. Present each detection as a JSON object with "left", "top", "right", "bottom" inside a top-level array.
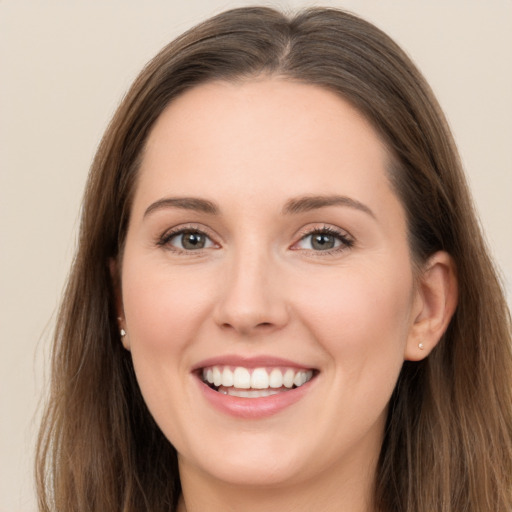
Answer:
[{"left": 36, "top": 7, "right": 512, "bottom": 511}]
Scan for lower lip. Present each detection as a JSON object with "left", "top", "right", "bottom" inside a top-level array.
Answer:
[{"left": 196, "top": 377, "right": 316, "bottom": 419}]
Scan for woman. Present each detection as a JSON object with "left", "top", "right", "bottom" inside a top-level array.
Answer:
[{"left": 36, "top": 7, "right": 512, "bottom": 512}]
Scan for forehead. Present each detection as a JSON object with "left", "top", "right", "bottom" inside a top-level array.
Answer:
[{"left": 134, "top": 78, "right": 401, "bottom": 222}]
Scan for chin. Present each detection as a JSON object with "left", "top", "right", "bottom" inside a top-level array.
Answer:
[
  {"left": 196, "top": 457, "right": 303, "bottom": 488},
  {"left": 177, "top": 432, "right": 313, "bottom": 488}
]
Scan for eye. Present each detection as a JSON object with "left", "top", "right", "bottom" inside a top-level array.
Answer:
[
  {"left": 293, "top": 227, "right": 353, "bottom": 252},
  {"left": 159, "top": 228, "right": 216, "bottom": 251}
]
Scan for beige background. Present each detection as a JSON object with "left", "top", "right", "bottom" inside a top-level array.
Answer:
[{"left": 1, "top": 1, "right": 511, "bottom": 510}]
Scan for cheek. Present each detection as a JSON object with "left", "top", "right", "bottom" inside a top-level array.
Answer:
[
  {"left": 119, "top": 260, "right": 214, "bottom": 420},
  {"left": 122, "top": 260, "right": 214, "bottom": 354},
  {"left": 120, "top": 261, "right": 216, "bottom": 440},
  {"left": 293, "top": 261, "right": 414, "bottom": 373}
]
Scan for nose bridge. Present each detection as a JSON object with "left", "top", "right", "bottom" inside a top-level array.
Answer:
[{"left": 214, "top": 240, "right": 288, "bottom": 334}]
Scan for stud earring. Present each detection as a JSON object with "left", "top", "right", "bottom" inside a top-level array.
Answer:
[
  {"left": 418, "top": 342, "right": 425, "bottom": 350},
  {"left": 120, "top": 328, "right": 126, "bottom": 337}
]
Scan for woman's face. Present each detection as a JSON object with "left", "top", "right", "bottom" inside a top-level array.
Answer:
[{"left": 119, "top": 79, "right": 423, "bottom": 489}]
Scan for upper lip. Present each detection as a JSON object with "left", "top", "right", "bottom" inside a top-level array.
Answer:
[{"left": 191, "top": 355, "right": 317, "bottom": 372}]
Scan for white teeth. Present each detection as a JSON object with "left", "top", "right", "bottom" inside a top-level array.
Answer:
[
  {"left": 283, "top": 369, "right": 295, "bottom": 388},
  {"left": 251, "top": 368, "right": 269, "bottom": 389},
  {"left": 227, "top": 388, "right": 282, "bottom": 398},
  {"left": 221, "top": 367, "right": 234, "bottom": 387},
  {"left": 269, "top": 368, "right": 283, "bottom": 388},
  {"left": 293, "top": 370, "right": 309, "bottom": 387},
  {"left": 202, "top": 365, "right": 314, "bottom": 394},
  {"left": 213, "top": 367, "right": 222, "bottom": 387},
  {"left": 233, "top": 367, "right": 251, "bottom": 389}
]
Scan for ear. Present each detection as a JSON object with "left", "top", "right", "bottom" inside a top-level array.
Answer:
[
  {"left": 109, "top": 258, "right": 130, "bottom": 351},
  {"left": 405, "top": 251, "right": 458, "bottom": 361}
]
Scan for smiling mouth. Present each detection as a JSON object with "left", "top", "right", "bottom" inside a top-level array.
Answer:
[{"left": 200, "top": 365, "right": 316, "bottom": 398}]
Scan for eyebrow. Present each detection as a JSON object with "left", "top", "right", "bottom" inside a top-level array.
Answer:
[
  {"left": 282, "top": 195, "right": 376, "bottom": 218},
  {"left": 144, "top": 197, "right": 218, "bottom": 217},
  {"left": 143, "top": 194, "right": 375, "bottom": 219}
]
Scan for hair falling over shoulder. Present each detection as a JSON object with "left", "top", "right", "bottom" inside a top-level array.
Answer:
[{"left": 36, "top": 6, "right": 512, "bottom": 512}]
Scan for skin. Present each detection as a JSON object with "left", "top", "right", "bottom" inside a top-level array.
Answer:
[{"left": 117, "top": 78, "right": 457, "bottom": 512}]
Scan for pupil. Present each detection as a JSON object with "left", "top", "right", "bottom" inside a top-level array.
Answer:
[
  {"left": 182, "top": 232, "right": 205, "bottom": 250},
  {"left": 312, "top": 234, "right": 335, "bottom": 250}
]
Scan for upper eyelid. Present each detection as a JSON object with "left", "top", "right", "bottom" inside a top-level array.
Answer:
[
  {"left": 290, "top": 224, "right": 355, "bottom": 251},
  {"left": 158, "top": 224, "right": 219, "bottom": 246},
  {"left": 162, "top": 223, "right": 214, "bottom": 236},
  {"left": 294, "top": 224, "right": 353, "bottom": 241}
]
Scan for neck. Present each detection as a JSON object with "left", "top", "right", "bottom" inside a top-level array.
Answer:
[{"left": 177, "top": 453, "right": 377, "bottom": 512}]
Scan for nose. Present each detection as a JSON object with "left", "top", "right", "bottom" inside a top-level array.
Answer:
[{"left": 213, "top": 248, "right": 290, "bottom": 336}]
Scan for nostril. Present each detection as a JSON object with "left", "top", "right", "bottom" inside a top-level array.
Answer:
[{"left": 220, "top": 321, "right": 274, "bottom": 331}]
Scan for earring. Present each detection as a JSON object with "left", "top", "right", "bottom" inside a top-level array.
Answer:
[
  {"left": 418, "top": 342, "right": 425, "bottom": 350},
  {"left": 117, "top": 317, "right": 126, "bottom": 338}
]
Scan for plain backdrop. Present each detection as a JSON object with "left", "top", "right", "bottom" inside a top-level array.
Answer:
[{"left": 1, "top": 1, "right": 511, "bottom": 510}]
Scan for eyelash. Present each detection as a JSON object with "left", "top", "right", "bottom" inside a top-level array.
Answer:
[
  {"left": 156, "top": 225, "right": 217, "bottom": 254},
  {"left": 292, "top": 225, "right": 354, "bottom": 255},
  {"left": 156, "top": 224, "right": 354, "bottom": 255}
]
